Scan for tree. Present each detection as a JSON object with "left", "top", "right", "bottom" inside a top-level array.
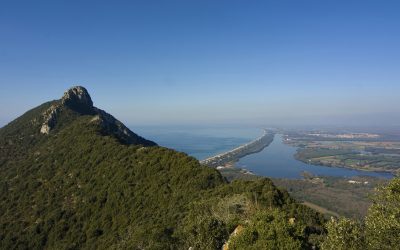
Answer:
[
  {"left": 321, "top": 217, "right": 364, "bottom": 250},
  {"left": 365, "top": 178, "right": 400, "bottom": 250},
  {"left": 229, "top": 209, "right": 305, "bottom": 250},
  {"left": 322, "top": 177, "right": 400, "bottom": 250}
]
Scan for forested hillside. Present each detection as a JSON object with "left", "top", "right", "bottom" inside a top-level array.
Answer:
[{"left": 1, "top": 87, "right": 398, "bottom": 250}]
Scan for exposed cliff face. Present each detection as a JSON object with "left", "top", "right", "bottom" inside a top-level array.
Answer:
[
  {"left": 39, "top": 86, "right": 156, "bottom": 146},
  {"left": 61, "top": 86, "right": 94, "bottom": 114},
  {"left": 40, "top": 104, "right": 59, "bottom": 134}
]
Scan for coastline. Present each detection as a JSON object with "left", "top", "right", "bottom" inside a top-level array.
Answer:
[{"left": 200, "top": 129, "right": 275, "bottom": 168}]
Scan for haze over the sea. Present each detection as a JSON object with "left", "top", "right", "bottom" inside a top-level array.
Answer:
[{"left": 1, "top": 1, "right": 399, "bottom": 128}]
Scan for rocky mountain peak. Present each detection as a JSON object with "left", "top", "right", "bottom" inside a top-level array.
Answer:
[
  {"left": 61, "top": 86, "right": 94, "bottom": 113},
  {"left": 38, "top": 86, "right": 156, "bottom": 146},
  {"left": 40, "top": 86, "right": 94, "bottom": 134}
]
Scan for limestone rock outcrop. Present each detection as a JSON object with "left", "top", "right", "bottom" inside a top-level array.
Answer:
[
  {"left": 40, "top": 104, "right": 59, "bottom": 134},
  {"left": 39, "top": 86, "right": 156, "bottom": 146},
  {"left": 61, "top": 86, "right": 94, "bottom": 114}
]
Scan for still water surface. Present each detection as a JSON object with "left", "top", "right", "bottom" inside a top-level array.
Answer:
[
  {"left": 133, "top": 126, "right": 255, "bottom": 160},
  {"left": 133, "top": 127, "right": 392, "bottom": 179},
  {"left": 237, "top": 134, "right": 393, "bottom": 179}
]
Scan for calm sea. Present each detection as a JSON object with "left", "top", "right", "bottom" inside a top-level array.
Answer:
[{"left": 133, "top": 126, "right": 257, "bottom": 160}]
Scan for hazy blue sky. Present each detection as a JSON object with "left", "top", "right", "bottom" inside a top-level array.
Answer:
[{"left": 1, "top": 1, "right": 399, "bottom": 128}]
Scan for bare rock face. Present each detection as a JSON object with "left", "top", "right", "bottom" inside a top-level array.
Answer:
[
  {"left": 39, "top": 86, "right": 156, "bottom": 146},
  {"left": 40, "top": 86, "right": 94, "bottom": 134},
  {"left": 61, "top": 86, "right": 94, "bottom": 114},
  {"left": 40, "top": 104, "right": 60, "bottom": 134}
]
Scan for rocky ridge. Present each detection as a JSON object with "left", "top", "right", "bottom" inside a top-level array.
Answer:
[{"left": 40, "top": 86, "right": 156, "bottom": 146}]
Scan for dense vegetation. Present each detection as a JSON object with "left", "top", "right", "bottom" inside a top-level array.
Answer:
[
  {"left": 1, "top": 88, "right": 399, "bottom": 249},
  {"left": 0, "top": 93, "right": 324, "bottom": 249},
  {"left": 322, "top": 178, "right": 400, "bottom": 250}
]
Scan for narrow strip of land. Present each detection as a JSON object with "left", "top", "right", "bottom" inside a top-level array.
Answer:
[{"left": 200, "top": 129, "right": 275, "bottom": 168}]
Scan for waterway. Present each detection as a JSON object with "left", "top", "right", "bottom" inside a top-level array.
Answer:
[
  {"left": 236, "top": 134, "right": 393, "bottom": 179},
  {"left": 132, "top": 126, "right": 392, "bottom": 179}
]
